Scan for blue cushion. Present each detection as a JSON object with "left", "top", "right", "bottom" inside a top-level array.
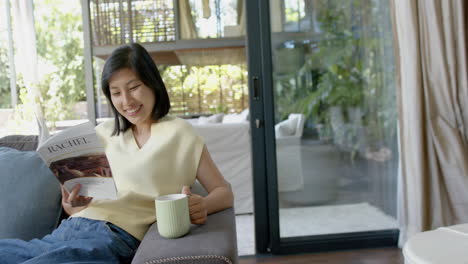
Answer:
[{"left": 0, "top": 147, "right": 62, "bottom": 240}]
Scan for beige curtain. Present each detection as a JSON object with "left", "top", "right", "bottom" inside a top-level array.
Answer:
[
  {"left": 237, "top": 0, "right": 245, "bottom": 34},
  {"left": 269, "top": 0, "right": 282, "bottom": 33},
  {"left": 202, "top": 0, "right": 211, "bottom": 18},
  {"left": 178, "top": 0, "right": 198, "bottom": 39},
  {"left": 391, "top": 0, "right": 468, "bottom": 246}
]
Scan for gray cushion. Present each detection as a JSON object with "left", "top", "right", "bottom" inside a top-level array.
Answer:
[
  {"left": 0, "top": 135, "right": 38, "bottom": 151},
  {"left": 132, "top": 208, "right": 238, "bottom": 264},
  {"left": 0, "top": 147, "right": 62, "bottom": 240}
]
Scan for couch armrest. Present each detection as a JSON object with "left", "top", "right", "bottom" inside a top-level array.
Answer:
[{"left": 132, "top": 208, "right": 238, "bottom": 264}]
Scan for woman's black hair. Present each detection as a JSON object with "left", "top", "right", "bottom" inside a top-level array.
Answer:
[{"left": 101, "top": 43, "right": 171, "bottom": 136}]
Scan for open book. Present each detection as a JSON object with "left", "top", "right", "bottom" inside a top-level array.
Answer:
[{"left": 37, "top": 121, "right": 117, "bottom": 200}]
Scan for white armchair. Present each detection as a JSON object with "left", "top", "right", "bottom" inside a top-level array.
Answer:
[
  {"left": 275, "top": 114, "right": 306, "bottom": 192},
  {"left": 403, "top": 224, "right": 468, "bottom": 264}
]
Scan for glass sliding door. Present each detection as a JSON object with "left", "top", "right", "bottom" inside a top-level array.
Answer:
[{"left": 247, "top": 0, "right": 399, "bottom": 253}]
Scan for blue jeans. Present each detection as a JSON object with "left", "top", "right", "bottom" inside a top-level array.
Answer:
[{"left": 0, "top": 217, "right": 140, "bottom": 264}]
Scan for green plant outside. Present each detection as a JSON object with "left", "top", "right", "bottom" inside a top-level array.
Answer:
[
  {"left": 1, "top": 0, "right": 249, "bottom": 136},
  {"left": 35, "top": 0, "right": 86, "bottom": 125},
  {"left": 0, "top": 0, "right": 86, "bottom": 132},
  {"left": 160, "top": 64, "right": 248, "bottom": 116},
  {"left": 274, "top": 0, "right": 397, "bottom": 157}
]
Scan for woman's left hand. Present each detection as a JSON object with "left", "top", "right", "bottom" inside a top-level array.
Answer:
[{"left": 182, "top": 186, "right": 207, "bottom": 225}]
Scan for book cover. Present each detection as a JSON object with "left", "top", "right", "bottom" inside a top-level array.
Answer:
[{"left": 37, "top": 122, "right": 117, "bottom": 200}]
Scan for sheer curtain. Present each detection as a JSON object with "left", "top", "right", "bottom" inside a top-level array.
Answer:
[
  {"left": 12, "top": 0, "right": 49, "bottom": 143},
  {"left": 391, "top": 0, "right": 468, "bottom": 246}
]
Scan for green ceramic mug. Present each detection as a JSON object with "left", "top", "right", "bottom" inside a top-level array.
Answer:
[{"left": 155, "top": 193, "right": 191, "bottom": 239}]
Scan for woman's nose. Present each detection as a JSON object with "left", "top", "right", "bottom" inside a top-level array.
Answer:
[{"left": 121, "top": 91, "right": 133, "bottom": 105}]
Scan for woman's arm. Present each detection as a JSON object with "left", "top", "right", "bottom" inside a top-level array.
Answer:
[{"left": 183, "top": 145, "right": 234, "bottom": 224}]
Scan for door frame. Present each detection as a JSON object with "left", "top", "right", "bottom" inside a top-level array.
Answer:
[{"left": 245, "top": 0, "right": 272, "bottom": 253}]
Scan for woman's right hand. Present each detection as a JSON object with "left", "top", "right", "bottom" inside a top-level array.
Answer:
[{"left": 61, "top": 184, "right": 93, "bottom": 216}]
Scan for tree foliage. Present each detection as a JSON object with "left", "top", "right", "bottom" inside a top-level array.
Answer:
[
  {"left": 33, "top": 0, "right": 86, "bottom": 123},
  {"left": 0, "top": 0, "right": 85, "bottom": 136},
  {"left": 161, "top": 64, "right": 248, "bottom": 116}
]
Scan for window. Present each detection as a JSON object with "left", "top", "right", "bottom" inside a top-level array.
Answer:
[
  {"left": 90, "top": 0, "right": 248, "bottom": 118},
  {"left": 188, "top": 0, "right": 243, "bottom": 39},
  {"left": 161, "top": 64, "right": 248, "bottom": 116},
  {"left": 90, "top": 0, "right": 176, "bottom": 46},
  {"left": 0, "top": 0, "right": 88, "bottom": 136},
  {"left": 271, "top": 1, "right": 399, "bottom": 226}
]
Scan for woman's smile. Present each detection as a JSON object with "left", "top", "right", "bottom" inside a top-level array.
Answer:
[{"left": 125, "top": 105, "right": 142, "bottom": 116}]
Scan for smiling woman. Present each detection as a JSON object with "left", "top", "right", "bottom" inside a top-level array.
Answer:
[
  {"left": 0, "top": 42, "right": 234, "bottom": 263},
  {"left": 100, "top": 43, "right": 171, "bottom": 137}
]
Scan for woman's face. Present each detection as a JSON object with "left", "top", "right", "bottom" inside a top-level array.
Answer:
[{"left": 109, "top": 68, "right": 156, "bottom": 128}]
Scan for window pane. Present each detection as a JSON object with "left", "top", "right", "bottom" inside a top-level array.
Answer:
[
  {"left": 90, "top": 0, "right": 175, "bottom": 46},
  {"left": 160, "top": 64, "right": 248, "bottom": 116},
  {"left": 34, "top": 0, "right": 87, "bottom": 131},
  {"left": 187, "top": 0, "right": 243, "bottom": 39},
  {"left": 272, "top": 0, "right": 399, "bottom": 238}
]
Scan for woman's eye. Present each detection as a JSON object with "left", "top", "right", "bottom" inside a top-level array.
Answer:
[
  {"left": 130, "top": 85, "right": 140, "bottom": 91},
  {"left": 111, "top": 92, "right": 120, "bottom": 96}
]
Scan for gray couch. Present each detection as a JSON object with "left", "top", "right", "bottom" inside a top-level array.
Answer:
[{"left": 0, "top": 135, "right": 238, "bottom": 264}]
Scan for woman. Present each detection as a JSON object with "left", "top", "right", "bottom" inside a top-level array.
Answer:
[{"left": 0, "top": 43, "right": 234, "bottom": 263}]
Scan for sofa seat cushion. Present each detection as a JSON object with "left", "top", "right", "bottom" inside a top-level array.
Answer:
[
  {"left": 0, "top": 147, "right": 62, "bottom": 240},
  {"left": 403, "top": 224, "right": 468, "bottom": 264}
]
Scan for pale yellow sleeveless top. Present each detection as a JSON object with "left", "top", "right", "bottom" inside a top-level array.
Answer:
[{"left": 73, "top": 116, "right": 204, "bottom": 240}]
